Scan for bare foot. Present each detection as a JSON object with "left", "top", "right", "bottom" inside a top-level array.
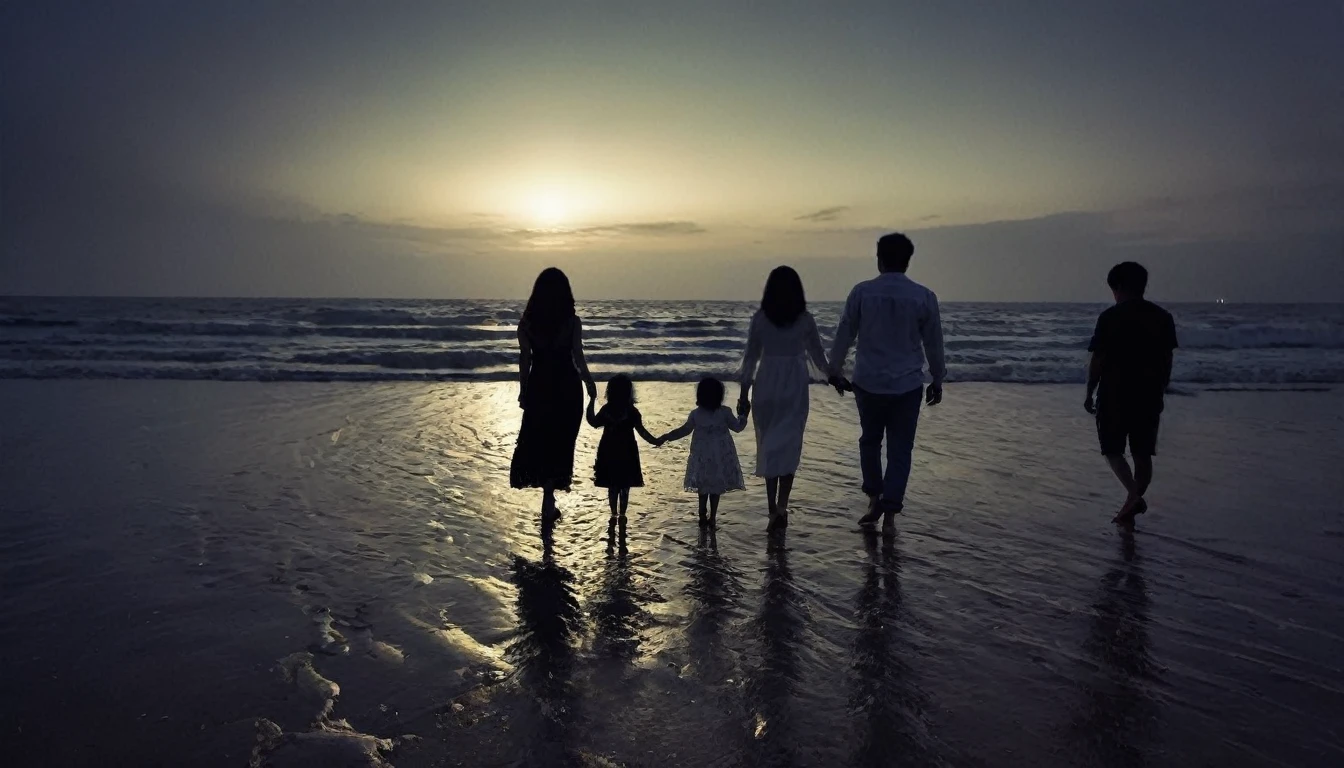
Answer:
[
  {"left": 1113, "top": 497, "right": 1146, "bottom": 525},
  {"left": 1112, "top": 494, "right": 1137, "bottom": 521}
]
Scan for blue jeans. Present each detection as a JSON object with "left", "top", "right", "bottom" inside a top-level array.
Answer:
[{"left": 854, "top": 385, "right": 923, "bottom": 509}]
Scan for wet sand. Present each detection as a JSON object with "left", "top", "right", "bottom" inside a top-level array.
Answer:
[{"left": 1, "top": 381, "right": 1342, "bottom": 767}]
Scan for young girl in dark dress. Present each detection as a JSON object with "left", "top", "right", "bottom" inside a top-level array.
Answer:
[{"left": 587, "top": 374, "right": 662, "bottom": 520}]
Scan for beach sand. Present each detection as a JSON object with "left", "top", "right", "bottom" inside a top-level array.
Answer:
[{"left": 1, "top": 381, "right": 1342, "bottom": 767}]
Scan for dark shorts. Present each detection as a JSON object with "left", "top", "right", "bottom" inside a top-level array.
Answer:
[{"left": 1096, "top": 407, "right": 1161, "bottom": 457}]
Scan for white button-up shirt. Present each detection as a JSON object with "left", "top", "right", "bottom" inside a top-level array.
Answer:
[{"left": 828, "top": 272, "right": 946, "bottom": 395}]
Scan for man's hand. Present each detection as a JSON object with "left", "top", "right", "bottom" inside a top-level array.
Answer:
[
  {"left": 1083, "top": 394, "right": 1096, "bottom": 415},
  {"left": 925, "top": 383, "right": 943, "bottom": 406},
  {"left": 518, "top": 388, "right": 527, "bottom": 409},
  {"left": 585, "top": 379, "right": 598, "bottom": 400},
  {"left": 737, "top": 399, "right": 751, "bottom": 418}
]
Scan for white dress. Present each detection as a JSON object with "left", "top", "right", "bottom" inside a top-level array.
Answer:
[
  {"left": 739, "top": 310, "right": 831, "bottom": 478},
  {"left": 679, "top": 406, "right": 748, "bottom": 494}
]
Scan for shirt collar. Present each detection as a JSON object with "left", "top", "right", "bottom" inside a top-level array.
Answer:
[{"left": 879, "top": 272, "right": 911, "bottom": 281}]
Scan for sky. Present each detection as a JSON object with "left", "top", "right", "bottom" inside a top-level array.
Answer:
[{"left": 2, "top": 1, "right": 1342, "bottom": 301}]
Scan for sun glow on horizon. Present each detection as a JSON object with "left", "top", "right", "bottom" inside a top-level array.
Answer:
[{"left": 525, "top": 190, "right": 569, "bottom": 228}]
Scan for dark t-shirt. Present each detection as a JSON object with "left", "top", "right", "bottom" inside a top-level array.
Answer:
[{"left": 1088, "top": 299, "right": 1178, "bottom": 412}]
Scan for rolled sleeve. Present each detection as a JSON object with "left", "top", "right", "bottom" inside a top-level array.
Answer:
[{"left": 828, "top": 287, "right": 860, "bottom": 377}]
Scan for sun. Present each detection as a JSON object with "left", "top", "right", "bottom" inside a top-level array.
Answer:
[{"left": 526, "top": 192, "right": 568, "bottom": 227}]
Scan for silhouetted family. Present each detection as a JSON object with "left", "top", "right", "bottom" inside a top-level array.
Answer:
[{"left": 511, "top": 233, "right": 1177, "bottom": 532}]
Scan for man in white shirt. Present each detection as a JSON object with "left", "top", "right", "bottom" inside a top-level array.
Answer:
[{"left": 828, "top": 233, "right": 946, "bottom": 530}]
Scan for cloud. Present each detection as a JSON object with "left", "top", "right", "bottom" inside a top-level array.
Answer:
[
  {"left": 579, "top": 220, "right": 706, "bottom": 236},
  {"left": 296, "top": 213, "right": 707, "bottom": 249},
  {"left": 510, "top": 220, "right": 707, "bottom": 244},
  {"left": 794, "top": 206, "right": 850, "bottom": 223}
]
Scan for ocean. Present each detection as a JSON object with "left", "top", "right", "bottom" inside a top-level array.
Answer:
[{"left": 2, "top": 297, "right": 1343, "bottom": 385}]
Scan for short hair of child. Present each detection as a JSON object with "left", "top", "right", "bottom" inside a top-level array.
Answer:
[{"left": 696, "top": 377, "right": 725, "bottom": 408}]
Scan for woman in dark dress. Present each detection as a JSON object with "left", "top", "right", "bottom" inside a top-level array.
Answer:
[{"left": 511, "top": 267, "right": 597, "bottom": 524}]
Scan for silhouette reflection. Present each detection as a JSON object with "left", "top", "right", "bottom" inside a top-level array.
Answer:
[
  {"left": 1072, "top": 530, "right": 1158, "bottom": 767},
  {"left": 506, "top": 526, "right": 583, "bottom": 766},
  {"left": 744, "top": 531, "right": 806, "bottom": 767},
  {"left": 850, "top": 531, "right": 937, "bottom": 766},
  {"left": 590, "top": 516, "right": 642, "bottom": 660},
  {"left": 685, "top": 528, "right": 743, "bottom": 683}
]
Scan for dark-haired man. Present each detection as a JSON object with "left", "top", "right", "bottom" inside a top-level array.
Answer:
[
  {"left": 1085, "top": 261, "right": 1178, "bottom": 525},
  {"left": 829, "top": 233, "right": 945, "bottom": 531}
]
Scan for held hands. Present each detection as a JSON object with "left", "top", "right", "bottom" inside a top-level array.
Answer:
[
  {"left": 827, "top": 375, "right": 852, "bottom": 396},
  {"left": 736, "top": 397, "right": 751, "bottom": 418},
  {"left": 585, "top": 379, "right": 598, "bottom": 400}
]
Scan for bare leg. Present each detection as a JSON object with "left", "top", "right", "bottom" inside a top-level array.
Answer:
[
  {"left": 619, "top": 487, "right": 630, "bottom": 518},
  {"left": 542, "top": 482, "right": 559, "bottom": 522},
  {"left": 1132, "top": 456, "right": 1153, "bottom": 498},
  {"left": 607, "top": 488, "right": 620, "bottom": 519},
  {"left": 1122, "top": 456, "right": 1153, "bottom": 521},
  {"left": 698, "top": 493, "right": 709, "bottom": 527},
  {"left": 766, "top": 476, "right": 786, "bottom": 531},
  {"left": 777, "top": 474, "right": 795, "bottom": 526},
  {"left": 1105, "top": 455, "right": 1139, "bottom": 521},
  {"left": 708, "top": 494, "right": 720, "bottom": 529}
]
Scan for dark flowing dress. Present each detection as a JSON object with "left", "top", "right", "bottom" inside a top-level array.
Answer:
[
  {"left": 592, "top": 404, "right": 645, "bottom": 489},
  {"left": 510, "top": 318, "right": 583, "bottom": 490}
]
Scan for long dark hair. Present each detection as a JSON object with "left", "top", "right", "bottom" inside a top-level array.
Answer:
[
  {"left": 761, "top": 266, "right": 806, "bottom": 328},
  {"left": 521, "top": 267, "right": 576, "bottom": 341}
]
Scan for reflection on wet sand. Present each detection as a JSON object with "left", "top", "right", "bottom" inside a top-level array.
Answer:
[
  {"left": 850, "top": 531, "right": 940, "bottom": 767},
  {"left": 744, "top": 532, "right": 807, "bottom": 767},
  {"left": 506, "top": 527, "right": 583, "bottom": 767},
  {"left": 681, "top": 527, "right": 747, "bottom": 763},
  {"left": 590, "top": 517, "right": 642, "bottom": 660},
  {"left": 685, "top": 528, "right": 744, "bottom": 683},
  {"left": 1072, "top": 531, "right": 1159, "bottom": 767}
]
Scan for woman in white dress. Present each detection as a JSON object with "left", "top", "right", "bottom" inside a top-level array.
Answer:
[{"left": 737, "top": 266, "right": 831, "bottom": 531}]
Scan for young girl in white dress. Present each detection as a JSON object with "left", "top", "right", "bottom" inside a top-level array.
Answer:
[{"left": 658, "top": 377, "right": 750, "bottom": 529}]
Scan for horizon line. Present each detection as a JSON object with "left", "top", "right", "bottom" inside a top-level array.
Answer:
[{"left": 2, "top": 294, "right": 1337, "bottom": 306}]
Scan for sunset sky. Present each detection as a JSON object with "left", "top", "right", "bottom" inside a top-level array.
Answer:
[{"left": 3, "top": 1, "right": 1342, "bottom": 301}]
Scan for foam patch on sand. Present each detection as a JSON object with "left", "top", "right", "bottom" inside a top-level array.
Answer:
[{"left": 250, "top": 717, "right": 401, "bottom": 768}]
